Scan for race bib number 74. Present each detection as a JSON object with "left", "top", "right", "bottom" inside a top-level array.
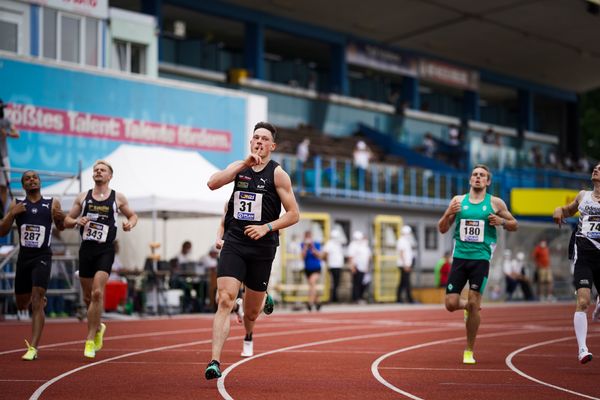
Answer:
[
  {"left": 459, "top": 219, "right": 485, "bottom": 243},
  {"left": 233, "top": 191, "right": 263, "bottom": 221},
  {"left": 582, "top": 215, "right": 600, "bottom": 239}
]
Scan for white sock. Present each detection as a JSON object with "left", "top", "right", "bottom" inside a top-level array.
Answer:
[{"left": 574, "top": 311, "right": 588, "bottom": 352}]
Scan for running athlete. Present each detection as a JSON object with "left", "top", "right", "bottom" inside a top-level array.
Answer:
[
  {"left": 204, "top": 122, "right": 299, "bottom": 380},
  {"left": 0, "top": 170, "right": 65, "bottom": 360},
  {"left": 64, "top": 160, "right": 137, "bottom": 358},
  {"left": 553, "top": 162, "right": 600, "bottom": 364},
  {"left": 438, "top": 164, "right": 518, "bottom": 364}
]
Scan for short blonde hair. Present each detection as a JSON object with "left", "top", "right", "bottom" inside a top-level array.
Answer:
[
  {"left": 472, "top": 163, "right": 491, "bottom": 181},
  {"left": 93, "top": 160, "right": 113, "bottom": 174}
]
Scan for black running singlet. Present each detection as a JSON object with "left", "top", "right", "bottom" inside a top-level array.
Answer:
[
  {"left": 224, "top": 160, "right": 282, "bottom": 247},
  {"left": 79, "top": 190, "right": 118, "bottom": 244},
  {"left": 15, "top": 197, "right": 53, "bottom": 255}
]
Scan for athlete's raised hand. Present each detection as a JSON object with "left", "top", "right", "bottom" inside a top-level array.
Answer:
[
  {"left": 446, "top": 197, "right": 462, "bottom": 216},
  {"left": 552, "top": 207, "right": 565, "bottom": 228},
  {"left": 244, "top": 149, "right": 262, "bottom": 168}
]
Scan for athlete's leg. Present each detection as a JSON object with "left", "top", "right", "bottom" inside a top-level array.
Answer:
[
  {"left": 307, "top": 272, "right": 320, "bottom": 307},
  {"left": 242, "top": 286, "right": 267, "bottom": 336},
  {"left": 211, "top": 276, "right": 242, "bottom": 362},
  {"left": 445, "top": 293, "right": 466, "bottom": 312},
  {"left": 86, "top": 271, "right": 109, "bottom": 341},
  {"left": 574, "top": 287, "right": 592, "bottom": 355},
  {"left": 30, "top": 287, "right": 47, "bottom": 348},
  {"left": 465, "top": 290, "right": 482, "bottom": 351}
]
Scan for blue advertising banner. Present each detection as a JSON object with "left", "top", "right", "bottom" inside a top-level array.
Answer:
[{"left": 0, "top": 57, "right": 250, "bottom": 179}]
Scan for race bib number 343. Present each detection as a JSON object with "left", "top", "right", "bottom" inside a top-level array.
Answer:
[
  {"left": 459, "top": 219, "right": 485, "bottom": 243},
  {"left": 83, "top": 221, "right": 109, "bottom": 242},
  {"left": 233, "top": 191, "right": 263, "bottom": 221},
  {"left": 582, "top": 215, "right": 600, "bottom": 239},
  {"left": 20, "top": 224, "right": 45, "bottom": 248}
]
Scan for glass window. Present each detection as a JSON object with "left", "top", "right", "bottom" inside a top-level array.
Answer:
[
  {"left": 131, "top": 43, "right": 146, "bottom": 74},
  {"left": 113, "top": 40, "right": 128, "bottom": 71},
  {"left": 0, "top": 20, "right": 18, "bottom": 52},
  {"left": 61, "top": 14, "right": 80, "bottom": 63},
  {"left": 424, "top": 226, "right": 438, "bottom": 250},
  {"left": 43, "top": 8, "right": 57, "bottom": 59},
  {"left": 112, "top": 40, "right": 148, "bottom": 74},
  {"left": 85, "top": 18, "right": 98, "bottom": 66}
]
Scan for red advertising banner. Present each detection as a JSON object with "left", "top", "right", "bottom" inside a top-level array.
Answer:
[{"left": 5, "top": 104, "right": 231, "bottom": 152}]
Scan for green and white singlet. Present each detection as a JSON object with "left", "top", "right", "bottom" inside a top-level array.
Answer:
[{"left": 452, "top": 193, "right": 497, "bottom": 261}]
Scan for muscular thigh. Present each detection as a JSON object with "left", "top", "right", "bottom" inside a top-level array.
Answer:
[{"left": 15, "top": 253, "right": 51, "bottom": 294}]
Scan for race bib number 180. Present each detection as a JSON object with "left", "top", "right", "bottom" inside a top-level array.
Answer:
[
  {"left": 20, "top": 224, "right": 45, "bottom": 248},
  {"left": 233, "top": 191, "right": 263, "bottom": 221},
  {"left": 459, "top": 219, "right": 485, "bottom": 243},
  {"left": 83, "top": 221, "right": 109, "bottom": 243},
  {"left": 582, "top": 215, "right": 600, "bottom": 239}
]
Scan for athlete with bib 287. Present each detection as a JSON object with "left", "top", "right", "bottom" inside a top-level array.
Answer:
[
  {"left": 438, "top": 164, "right": 518, "bottom": 365},
  {"left": 64, "top": 160, "right": 137, "bottom": 359},
  {"left": 553, "top": 162, "right": 600, "bottom": 365},
  {"left": 204, "top": 122, "right": 299, "bottom": 380},
  {"left": 0, "top": 170, "right": 65, "bottom": 360}
]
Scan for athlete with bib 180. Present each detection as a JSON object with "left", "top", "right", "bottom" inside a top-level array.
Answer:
[{"left": 438, "top": 164, "right": 518, "bottom": 365}]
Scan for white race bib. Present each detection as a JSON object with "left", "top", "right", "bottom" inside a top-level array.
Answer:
[
  {"left": 459, "top": 219, "right": 485, "bottom": 243},
  {"left": 582, "top": 215, "right": 600, "bottom": 239},
  {"left": 82, "top": 221, "right": 109, "bottom": 243},
  {"left": 20, "top": 224, "right": 46, "bottom": 248},
  {"left": 233, "top": 191, "right": 263, "bottom": 221}
]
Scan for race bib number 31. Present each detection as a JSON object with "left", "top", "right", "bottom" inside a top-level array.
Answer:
[
  {"left": 83, "top": 221, "right": 109, "bottom": 242},
  {"left": 233, "top": 191, "right": 263, "bottom": 221},
  {"left": 20, "top": 224, "right": 45, "bottom": 248},
  {"left": 582, "top": 215, "right": 600, "bottom": 239},
  {"left": 459, "top": 219, "right": 485, "bottom": 243}
]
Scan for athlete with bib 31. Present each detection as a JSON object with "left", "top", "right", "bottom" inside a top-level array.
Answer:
[
  {"left": 553, "top": 162, "right": 600, "bottom": 365},
  {"left": 438, "top": 164, "right": 518, "bottom": 364},
  {"left": 204, "top": 122, "right": 299, "bottom": 380}
]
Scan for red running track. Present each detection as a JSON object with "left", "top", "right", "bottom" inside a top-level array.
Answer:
[{"left": 0, "top": 303, "right": 599, "bottom": 400}]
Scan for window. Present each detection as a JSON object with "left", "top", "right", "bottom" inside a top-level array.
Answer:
[
  {"left": 0, "top": 8, "right": 23, "bottom": 53},
  {"left": 112, "top": 40, "right": 147, "bottom": 74},
  {"left": 41, "top": 7, "right": 100, "bottom": 66},
  {"left": 424, "top": 226, "right": 438, "bottom": 250}
]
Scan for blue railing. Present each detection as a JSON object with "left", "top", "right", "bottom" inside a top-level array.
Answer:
[{"left": 273, "top": 153, "right": 590, "bottom": 207}]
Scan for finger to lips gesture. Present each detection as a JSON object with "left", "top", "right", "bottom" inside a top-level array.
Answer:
[{"left": 245, "top": 151, "right": 262, "bottom": 167}]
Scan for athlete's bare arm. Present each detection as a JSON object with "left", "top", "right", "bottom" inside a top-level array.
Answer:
[
  {"left": 207, "top": 153, "right": 262, "bottom": 191},
  {"left": 243, "top": 166, "right": 299, "bottom": 240},
  {"left": 52, "top": 198, "right": 66, "bottom": 231},
  {"left": 117, "top": 192, "right": 137, "bottom": 231},
  {"left": 215, "top": 202, "right": 227, "bottom": 249},
  {"left": 553, "top": 190, "right": 584, "bottom": 228},
  {"left": 0, "top": 200, "right": 24, "bottom": 236},
  {"left": 63, "top": 192, "right": 87, "bottom": 229},
  {"left": 438, "top": 195, "right": 463, "bottom": 234},
  {"left": 490, "top": 196, "right": 518, "bottom": 231}
]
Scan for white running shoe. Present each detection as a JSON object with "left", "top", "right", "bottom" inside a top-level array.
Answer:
[
  {"left": 235, "top": 298, "right": 244, "bottom": 324},
  {"left": 579, "top": 348, "right": 593, "bottom": 364},
  {"left": 592, "top": 297, "right": 600, "bottom": 322},
  {"left": 241, "top": 340, "right": 253, "bottom": 357}
]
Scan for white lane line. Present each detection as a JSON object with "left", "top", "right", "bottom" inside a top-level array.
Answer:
[
  {"left": 28, "top": 323, "right": 398, "bottom": 400},
  {"left": 370, "top": 329, "right": 541, "bottom": 400},
  {"left": 217, "top": 326, "right": 459, "bottom": 400},
  {"left": 505, "top": 334, "right": 600, "bottom": 400},
  {"left": 0, "top": 379, "right": 47, "bottom": 382},
  {"left": 379, "top": 367, "right": 511, "bottom": 372}
]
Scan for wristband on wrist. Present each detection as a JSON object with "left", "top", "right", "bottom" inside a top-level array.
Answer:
[{"left": 267, "top": 223, "right": 273, "bottom": 232}]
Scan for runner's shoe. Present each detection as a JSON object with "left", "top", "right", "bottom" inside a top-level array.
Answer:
[
  {"left": 463, "top": 350, "right": 476, "bottom": 365},
  {"left": 205, "top": 360, "right": 222, "bottom": 380},
  {"left": 241, "top": 339, "right": 254, "bottom": 357},
  {"left": 263, "top": 292, "right": 274, "bottom": 315},
  {"left": 94, "top": 323, "right": 107, "bottom": 351},
  {"left": 235, "top": 298, "right": 244, "bottom": 324},
  {"left": 22, "top": 340, "right": 37, "bottom": 361},
  {"left": 84, "top": 340, "right": 96, "bottom": 359},
  {"left": 463, "top": 309, "right": 468, "bottom": 323},
  {"left": 592, "top": 297, "right": 600, "bottom": 322},
  {"left": 579, "top": 349, "right": 593, "bottom": 364}
]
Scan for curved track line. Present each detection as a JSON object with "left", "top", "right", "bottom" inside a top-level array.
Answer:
[
  {"left": 28, "top": 323, "right": 396, "bottom": 400},
  {"left": 505, "top": 334, "right": 600, "bottom": 400},
  {"left": 217, "top": 326, "right": 458, "bottom": 400},
  {"left": 371, "top": 329, "right": 543, "bottom": 400}
]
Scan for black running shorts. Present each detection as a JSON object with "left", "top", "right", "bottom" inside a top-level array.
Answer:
[
  {"left": 217, "top": 241, "right": 276, "bottom": 292},
  {"left": 573, "top": 248, "right": 600, "bottom": 290},
  {"left": 78, "top": 242, "right": 115, "bottom": 279},
  {"left": 446, "top": 257, "right": 490, "bottom": 295},
  {"left": 15, "top": 252, "right": 52, "bottom": 294}
]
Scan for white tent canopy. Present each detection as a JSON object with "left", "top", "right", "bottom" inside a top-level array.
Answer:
[{"left": 45, "top": 144, "right": 232, "bottom": 218}]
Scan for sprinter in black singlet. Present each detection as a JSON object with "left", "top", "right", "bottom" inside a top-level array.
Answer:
[
  {"left": 205, "top": 122, "right": 299, "bottom": 380},
  {"left": 64, "top": 160, "right": 137, "bottom": 359},
  {"left": 0, "top": 170, "right": 65, "bottom": 360}
]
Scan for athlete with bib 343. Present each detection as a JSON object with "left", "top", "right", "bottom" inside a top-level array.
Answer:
[{"left": 438, "top": 164, "right": 518, "bottom": 365}]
